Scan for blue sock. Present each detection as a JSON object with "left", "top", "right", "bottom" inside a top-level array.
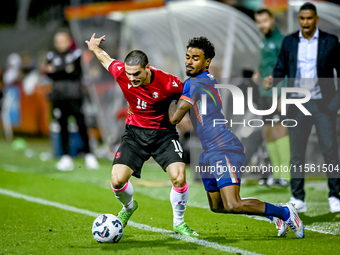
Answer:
[
  {"left": 263, "top": 202, "right": 290, "bottom": 221},
  {"left": 265, "top": 216, "right": 274, "bottom": 221}
]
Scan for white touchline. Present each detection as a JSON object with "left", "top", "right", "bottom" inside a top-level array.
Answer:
[{"left": 0, "top": 188, "right": 262, "bottom": 255}]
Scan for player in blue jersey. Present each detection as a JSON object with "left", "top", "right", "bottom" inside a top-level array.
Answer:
[{"left": 168, "top": 36, "right": 304, "bottom": 238}]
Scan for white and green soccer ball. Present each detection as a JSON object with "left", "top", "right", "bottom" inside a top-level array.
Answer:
[{"left": 92, "top": 214, "right": 124, "bottom": 243}]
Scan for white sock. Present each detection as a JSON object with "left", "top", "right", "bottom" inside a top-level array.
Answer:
[
  {"left": 170, "top": 181, "right": 189, "bottom": 226},
  {"left": 111, "top": 181, "right": 134, "bottom": 211}
]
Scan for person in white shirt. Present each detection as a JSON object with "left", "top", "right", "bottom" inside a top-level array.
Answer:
[{"left": 263, "top": 2, "right": 340, "bottom": 213}]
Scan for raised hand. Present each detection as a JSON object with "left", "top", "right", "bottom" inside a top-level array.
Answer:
[{"left": 85, "top": 33, "right": 106, "bottom": 52}]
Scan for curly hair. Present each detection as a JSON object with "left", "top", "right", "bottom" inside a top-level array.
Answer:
[{"left": 186, "top": 37, "right": 215, "bottom": 60}]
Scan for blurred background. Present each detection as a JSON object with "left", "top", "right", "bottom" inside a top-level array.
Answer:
[{"left": 0, "top": 0, "right": 339, "bottom": 176}]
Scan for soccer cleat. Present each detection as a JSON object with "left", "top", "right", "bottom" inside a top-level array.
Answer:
[
  {"left": 258, "top": 178, "right": 268, "bottom": 186},
  {"left": 274, "top": 178, "right": 290, "bottom": 187},
  {"left": 328, "top": 197, "right": 340, "bottom": 213},
  {"left": 289, "top": 197, "right": 307, "bottom": 213},
  {"left": 272, "top": 217, "right": 289, "bottom": 237},
  {"left": 117, "top": 200, "right": 138, "bottom": 227},
  {"left": 284, "top": 203, "right": 305, "bottom": 238},
  {"left": 56, "top": 155, "right": 74, "bottom": 171},
  {"left": 266, "top": 177, "right": 274, "bottom": 186},
  {"left": 85, "top": 153, "right": 99, "bottom": 170},
  {"left": 258, "top": 177, "right": 274, "bottom": 186},
  {"left": 173, "top": 222, "right": 199, "bottom": 237}
]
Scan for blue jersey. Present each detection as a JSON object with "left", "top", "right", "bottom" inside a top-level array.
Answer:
[{"left": 180, "top": 70, "right": 235, "bottom": 151}]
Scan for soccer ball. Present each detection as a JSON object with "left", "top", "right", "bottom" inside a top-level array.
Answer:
[{"left": 92, "top": 214, "right": 124, "bottom": 243}]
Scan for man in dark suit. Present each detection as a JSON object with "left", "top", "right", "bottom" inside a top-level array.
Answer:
[{"left": 264, "top": 2, "right": 340, "bottom": 213}]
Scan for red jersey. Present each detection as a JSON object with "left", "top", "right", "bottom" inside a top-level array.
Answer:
[{"left": 109, "top": 60, "right": 183, "bottom": 129}]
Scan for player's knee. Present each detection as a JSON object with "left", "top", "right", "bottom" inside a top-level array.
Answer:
[
  {"left": 224, "top": 201, "right": 243, "bottom": 213},
  {"left": 210, "top": 208, "right": 219, "bottom": 213},
  {"left": 210, "top": 206, "right": 224, "bottom": 213},
  {"left": 111, "top": 174, "right": 126, "bottom": 189},
  {"left": 168, "top": 163, "right": 186, "bottom": 187},
  {"left": 111, "top": 164, "right": 132, "bottom": 189},
  {"left": 171, "top": 174, "right": 186, "bottom": 187}
]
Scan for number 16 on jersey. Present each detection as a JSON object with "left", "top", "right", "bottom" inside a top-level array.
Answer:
[{"left": 136, "top": 98, "right": 147, "bottom": 109}]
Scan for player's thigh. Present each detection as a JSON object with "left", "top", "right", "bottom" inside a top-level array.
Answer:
[
  {"left": 113, "top": 139, "right": 149, "bottom": 179},
  {"left": 111, "top": 164, "right": 134, "bottom": 189},
  {"left": 152, "top": 132, "right": 185, "bottom": 173},
  {"left": 166, "top": 162, "right": 186, "bottom": 187},
  {"left": 206, "top": 191, "right": 225, "bottom": 213},
  {"left": 219, "top": 184, "right": 242, "bottom": 210}
]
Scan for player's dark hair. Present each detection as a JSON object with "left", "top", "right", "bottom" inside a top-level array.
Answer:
[
  {"left": 299, "top": 2, "right": 317, "bottom": 15},
  {"left": 124, "top": 50, "right": 149, "bottom": 69},
  {"left": 187, "top": 37, "right": 215, "bottom": 60},
  {"left": 254, "top": 8, "right": 273, "bottom": 18}
]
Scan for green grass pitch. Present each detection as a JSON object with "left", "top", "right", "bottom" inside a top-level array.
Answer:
[{"left": 0, "top": 137, "right": 339, "bottom": 254}]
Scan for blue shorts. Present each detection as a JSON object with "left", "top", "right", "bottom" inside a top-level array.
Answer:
[{"left": 198, "top": 138, "right": 245, "bottom": 192}]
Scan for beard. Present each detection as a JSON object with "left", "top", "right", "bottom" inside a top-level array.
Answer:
[
  {"left": 186, "top": 70, "right": 193, "bottom": 76},
  {"left": 186, "top": 67, "right": 205, "bottom": 77}
]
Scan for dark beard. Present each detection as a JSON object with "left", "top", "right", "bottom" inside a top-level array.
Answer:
[
  {"left": 186, "top": 70, "right": 193, "bottom": 76},
  {"left": 186, "top": 68, "right": 204, "bottom": 77}
]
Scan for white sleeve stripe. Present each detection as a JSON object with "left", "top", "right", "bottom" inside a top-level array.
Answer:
[{"left": 182, "top": 98, "right": 195, "bottom": 105}]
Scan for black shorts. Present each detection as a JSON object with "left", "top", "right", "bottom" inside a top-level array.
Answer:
[
  {"left": 258, "top": 97, "right": 284, "bottom": 123},
  {"left": 113, "top": 125, "right": 185, "bottom": 178}
]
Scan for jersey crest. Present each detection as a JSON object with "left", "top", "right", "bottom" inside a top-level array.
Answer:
[{"left": 152, "top": 92, "right": 159, "bottom": 99}]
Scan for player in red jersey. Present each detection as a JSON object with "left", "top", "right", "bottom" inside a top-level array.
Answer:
[{"left": 86, "top": 33, "right": 198, "bottom": 236}]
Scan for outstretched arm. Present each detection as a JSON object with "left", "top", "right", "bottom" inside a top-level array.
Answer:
[
  {"left": 85, "top": 33, "right": 114, "bottom": 70},
  {"left": 169, "top": 99, "right": 192, "bottom": 125}
]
